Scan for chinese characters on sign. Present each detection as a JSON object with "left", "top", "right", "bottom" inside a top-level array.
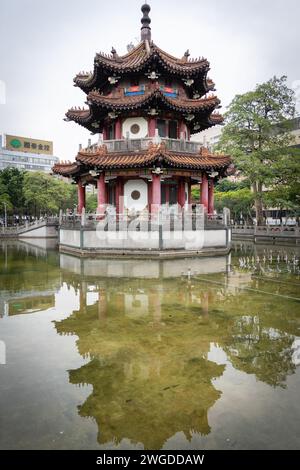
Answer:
[{"left": 4, "top": 134, "right": 53, "bottom": 155}]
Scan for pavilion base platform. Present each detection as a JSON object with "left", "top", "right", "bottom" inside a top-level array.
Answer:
[{"left": 58, "top": 226, "right": 231, "bottom": 259}]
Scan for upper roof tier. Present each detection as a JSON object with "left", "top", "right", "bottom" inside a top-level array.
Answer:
[
  {"left": 65, "top": 86, "right": 223, "bottom": 134},
  {"left": 74, "top": 41, "right": 214, "bottom": 97}
]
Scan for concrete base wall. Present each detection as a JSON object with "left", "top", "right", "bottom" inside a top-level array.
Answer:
[
  {"left": 19, "top": 225, "right": 58, "bottom": 239},
  {"left": 59, "top": 227, "right": 231, "bottom": 258}
]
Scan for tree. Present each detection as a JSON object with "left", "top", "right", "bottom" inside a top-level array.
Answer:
[
  {"left": 215, "top": 178, "right": 250, "bottom": 192},
  {"left": 86, "top": 193, "right": 98, "bottom": 212},
  {"left": 23, "top": 172, "right": 73, "bottom": 215},
  {"left": 0, "top": 168, "right": 25, "bottom": 213},
  {"left": 217, "top": 76, "right": 298, "bottom": 225},
  {"left": 214, "top": 188, "right": 255, "bottom": 223}
]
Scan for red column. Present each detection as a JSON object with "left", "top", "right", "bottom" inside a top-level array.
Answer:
[
  {"left": 97, "top": 173, "right": 106, "bottom": 214},
  {"left": 116, "top": 177, "right": 124, "bottom": 215},
  {"left": 179, "top": 121, "right": 186, "bottom": 139},
  {"left": 115, "top": 119, "right": 122, "bottom": 139},
  {"left": 148, "top": 180, "right": 152, "bottom": 212},
  {"left": 178, "top": 178, "right": 185, "bottom": 207},
  {"left": 201, "top": 173, "right": 208, "bottom": 212},
  {"left": 151, "top": 174, "right": 161, "bottom": 213},
  {"left": 78, "top": 181, "right": 85, "bottom": 214},
  {"left": 102, "top": 126, "right": 108, "bottom": 140},
  {"left": 148, "top": 118, "right": 156, "bottom": 137},
  {"left": 208, "top": 178, "right": 214, "bottom": 215},
  {"left": 188, "top": 181, "right": 192, "bottom": 205}
]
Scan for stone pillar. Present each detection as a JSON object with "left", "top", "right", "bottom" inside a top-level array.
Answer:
[
  {"left": 148, "top": 118, "right": 156, "bottom": 137},
  {"left": 208, "top": 178, "right": 214, "bottom": 215},
  {"left": 115, "top": 119, "right": 122, "bottom": 139},
  {"left": 200, "top": 173, "right": 208, "bottom": 212},
  {"left": 151, "top": 174, "right": 161, "bottom": 213},
  {"left": 78, "top": 181, "right": 86, "bottom": 214},
  {"left": 97, "top": 173, "right": 106, "bottom": 214}
]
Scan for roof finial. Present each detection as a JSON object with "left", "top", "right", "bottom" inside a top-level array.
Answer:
[{"left": 141, "top": 3, "right": 151, "bottom": 42}]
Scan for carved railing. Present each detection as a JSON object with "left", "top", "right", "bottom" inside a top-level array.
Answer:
[{"left": 94, "top": 137, "right": 203, "bottom": 154}]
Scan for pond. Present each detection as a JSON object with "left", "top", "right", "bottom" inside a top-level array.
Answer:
[{"left": 0, "top": 240, "right": 300, "bottom": 450}]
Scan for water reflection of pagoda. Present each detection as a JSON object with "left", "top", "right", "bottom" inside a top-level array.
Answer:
[
  {"left": 55, "top": 282, "right": 225, "bottom": 449},
  {"left": 55, "top": 257, "right": 300, "bottom": 449}
]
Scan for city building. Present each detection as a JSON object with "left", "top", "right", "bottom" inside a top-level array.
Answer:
[
  {"left": 193, "top": 125, "right": 223, "bottom": 151},
  {"left": 0, "top": 134, "right": 59, "bottom": 172}
]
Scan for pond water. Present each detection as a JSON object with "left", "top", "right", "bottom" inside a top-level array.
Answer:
[{"left": 0, "top": 240, "right": 300, "bottom": 450}]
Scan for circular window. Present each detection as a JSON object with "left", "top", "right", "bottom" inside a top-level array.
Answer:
[
  {"left": 131, "top": 190, "right": 141, "bottom": 200},
  {"left": 130, "top": 124, "right": 140, "bottom": 135}
]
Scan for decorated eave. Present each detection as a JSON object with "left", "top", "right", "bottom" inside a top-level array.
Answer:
[
  {"left": 73, "top": 41, "right": 215, "bottom": 98},
  {"left": 52, "top": 143, "right": 231, "bottom": 178},
  {"left": 65, "top": 88, "right": 223, "bottom": 134}
]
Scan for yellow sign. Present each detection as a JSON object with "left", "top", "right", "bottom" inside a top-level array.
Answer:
[{"left": 5, "top": 134, "right": 53, "bottom": 155}]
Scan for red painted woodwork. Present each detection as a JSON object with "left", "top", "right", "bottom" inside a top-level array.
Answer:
[
  {"left": 178, "top": 178, "right": 186, "bottom": 207},
  {"left": 151, "top": 174, "right": 161, "bottom": 213},
  {"left": 148, "top": 180, "right": 152, "bottom": 212},
  {"left": 115, "top": 119, "right": 122, "bottom": 139},
  {"left": 208, "top": 178, "right": 214, "bottom": 214},
  {"left": 116, "top": 177, "right": 124, "bottom": 215},
  {"left": 201, "top": 173, "right": 208, "bottom": 212},
  {"left": 78, "top": 181, "right": 86, "bottom": 214},
  {"left": 97, "top": 173, "right": 106, "bottom": 214},
  {"left": 148, "top": 118, "right": 156, "bottom": 137}
]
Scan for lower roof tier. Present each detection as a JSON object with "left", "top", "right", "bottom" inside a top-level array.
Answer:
[{"left": 52, "top": 142, "right": 232, "bottom": 178}]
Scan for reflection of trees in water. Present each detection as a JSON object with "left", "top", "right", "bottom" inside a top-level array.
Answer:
[
  {"left": 225, "top": 316, "right": 296, "bottom": 388},
  {"left": 0, "top": 243, "right": 60, "bottom": 293},
  {"left": 55, "top": 271, "right": 300, "bottom": 448}
]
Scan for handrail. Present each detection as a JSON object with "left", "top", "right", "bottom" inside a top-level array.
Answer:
[{"left": 90, "top": 137, "right": 203, "bottom": 154}]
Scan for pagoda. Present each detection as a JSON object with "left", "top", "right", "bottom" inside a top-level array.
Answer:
[{"left": 53, "top": 3, "right": 231, "bottom": 218}]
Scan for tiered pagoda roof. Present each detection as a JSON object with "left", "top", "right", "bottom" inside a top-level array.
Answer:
[
  {"left": 52, "top": 143, "right": 231, "bottom": 176},
  {"left": 66, "top": 86, "right": 223, "bottom": 133},
  {"left": 74, "top": 41, "right": 215, "bottom": 97},
  {"left": 53, "top": 3, "right": 231, "bottom": 178}
]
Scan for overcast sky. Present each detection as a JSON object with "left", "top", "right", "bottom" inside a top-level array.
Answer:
[{"left": 0, "top": 0, "right": 299, "bottom": 160}]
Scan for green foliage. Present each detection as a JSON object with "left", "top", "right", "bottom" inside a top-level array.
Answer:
[
  {"left": 217, "top": 75, "right": 299, "bottom": 224},
  {"left": 86, "top": 193, "right": 98, "bottom": 212},
  {"left": 215, "top": 188, "right": 255, "bottom": 223},
  {"left": 0, "top": 168, "right": 25, "bottom": 213},
  {"left": 23, "top": 172, "right": 74, "bottom": 214},
  {"left": 215, "top": 178, "right": 250, "bottom": 192}
]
